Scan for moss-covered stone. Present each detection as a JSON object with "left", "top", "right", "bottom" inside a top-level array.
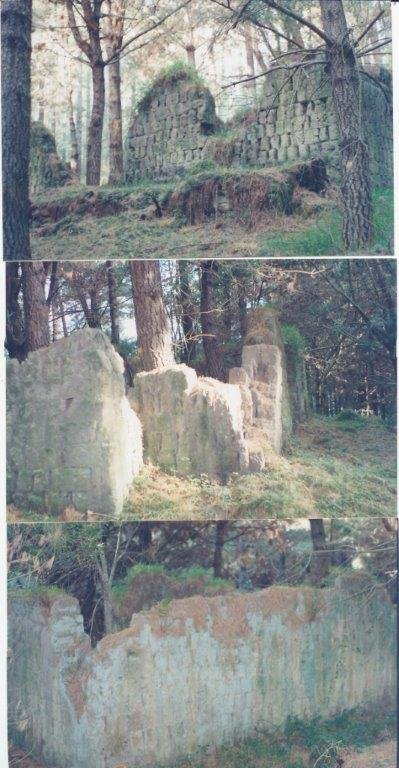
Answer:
[{"left": 30, "top": 122, "right": 72, "bottom": 193}]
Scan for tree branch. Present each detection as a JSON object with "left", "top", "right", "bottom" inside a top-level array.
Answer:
[
  {"left": 355, "top": 7, "right": 385, "bottom": 47},
  {"left": 104, "top": 0, "right": 192, "bottom": 64},
  {"left": 222, "top": 58, "right": 326, "bottom": 90},
  {"left": 258, "top": 0, "right": 334, "bottom": 47}
]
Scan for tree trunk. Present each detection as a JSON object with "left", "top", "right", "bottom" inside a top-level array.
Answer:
[
  {"left": 243, "top": 29, "right": 257, "bottom": 101},
  {"left": 68, "top": 92, "right": 80, "bottom": 176},
  {"left": 138, "top": 522, "right": 152, "bottom": 558},
  {"left": 178, "top": 260, "right": 196, "bottom": 363},
  {"left": 319, "top": 0, "right": 373, "bottom": 251},
  {"left": 130, "top": 260, "right": 175, "bottom": 371},
  {"left": 98, "top": 552, "right": 115, "bottom": 635},
  {"left": 2, "top": 0, "right": 32, "bottom": 261},
  {"left": 200, "top": 261, "right": 226, "bottom": 381},
  {"left": 106, "top": 260, "right": 120, "bottom": 345},
  {"left": 107, "top": 56, "right": 124, "bottom": 184},
  {"left": 75, "top": 66, "right": 83, "bottom": 181},
  {"left": 86, "top": 62, "right": 105, "bottom": 185},
  {"left": 185, "top": 44, "right": 196, "bottom": 68},
  {"left": 5, "top": 262, "right": 26, "bottom": 360},
  {"left": 58, "top": 295, "right": 68, "bottom": 338},
  {"left": 21, "top": 263, "right": 50, "bottom": 353},
  {"left": 309, "top": 519, "right": 330, "bottom": 585},
  {"left": 213, "top": 521, "right": 229, "bottom": 578}
]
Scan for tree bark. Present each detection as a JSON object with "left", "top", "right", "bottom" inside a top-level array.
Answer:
[
  {"left": 107, "top": 56, "right": 124, "bottom": 184},
  {"left": 66, "top": 0, "right": 105, "bottom": 186},
  {"left": 68, "top": 91, "right": 80, "bottom": 176},
  {"left": 130, "top": 260, "right": 175, "bottom": 371},
  {"left": 200, "top": 261, "right": 226, "bottom": 381},
  {"left": 5, "top": 263, "right": 26, "bottom": 360},
  {"left": 319, "top": 0, "right": 373, "bottom": 251},
  {"left": 213, "top": 521, "right": 229, "bottom": 578},
  {"left": 185, "top": 44, "right": 196, "bottom": 68},
  {"left": 106, "top": 260, "right": 120, "bottom": 345},
  {"left": 2, "top": 0, "right": 32, "bottom": 261},
  {"left": 309, "top": 519, "right": 330, "bottom": 585},
  {"left": 98, "top": 551, "right": 115, "bottom": 635},
  {"left": 21, "top": 262, "right": 50, "bottom": 353},
  {"left": 178, "top": 260, "right": 196, "bottom": 363},
  {"left": 87, "top": 62, "right": 105, "bottom": 185}
]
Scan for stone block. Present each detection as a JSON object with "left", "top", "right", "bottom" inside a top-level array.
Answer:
[{"left": 7, "top": 329, "right": 143, "bottom": 516}]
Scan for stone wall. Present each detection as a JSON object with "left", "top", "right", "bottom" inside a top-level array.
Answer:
[
  {"left": 132, "top": 308, "right": 292, "bottom": 478},
  {"left": 125, "top": 65, "right": 392, "bottom": 187},
  {"left": 233, "top": 65, "right": 393, "bottom": 187},
  {"left": 125, "top": 73, "right": 221, "bottom": 182},
  {"left": 6, "top": 329, "right": 143, "bottom": 516},
  {"left": 8, "top": 577, "right": 396, "bottom": 768}
]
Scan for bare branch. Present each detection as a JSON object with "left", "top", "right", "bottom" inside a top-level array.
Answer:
[
  {"left": 355, "top": 7, "right": 385, "bottom": 47},
  {"left": 104, "top": 0, "right": 192, "bottom": 64},
  {"left": 222, "top": 58, "right": 327, "bottom": 90},
  {"left": 258, "top": 0, "right": 334, "bottom": 47},
  {"left": 358, "top": 37, "right": 391, "bottom": 58}
]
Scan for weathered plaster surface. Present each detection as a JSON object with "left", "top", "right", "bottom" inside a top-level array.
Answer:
[{"left": 8, "top": 578, "right": 396, "bottom": 768}]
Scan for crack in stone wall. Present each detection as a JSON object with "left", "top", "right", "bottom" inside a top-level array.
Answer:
[{"left": 8, "top": 576, "right": 396, "bottom": 768}]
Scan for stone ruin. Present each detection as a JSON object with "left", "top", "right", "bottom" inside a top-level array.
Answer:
[
  {"left": 7, "top": 309, "right": 306, "bottom": 516},
  {"left": 30, "top": 121, "right": 72, "bottom": 193},
  {"left": 7, "top": 329, "right": 143, "bottom": 517},
  {"left": 8, "top": 576, "right": 396, "bottom": 768},
  {"left": 125, "top": 65, "right": 393, "bottom": 187}
]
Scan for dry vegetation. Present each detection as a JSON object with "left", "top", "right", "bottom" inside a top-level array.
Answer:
[
  {"left": 29, "top": 178, "right": 392, "bottom": 261},
  {"left": 8, "top": 415, "right": 395, "bottom": 522}
]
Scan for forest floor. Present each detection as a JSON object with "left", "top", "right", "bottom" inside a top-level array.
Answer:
[
  {"left": 29, "top": 182, "right": 393, "bottom": 260},
  {"left": 125, "top": 415, "right": 396, "bottom": 519},
  {"left": 8, "top": 741, "right": 396, "bottom": 768},
  {"left": 8, "top": 414, "right": 394, "bottom": 521}
]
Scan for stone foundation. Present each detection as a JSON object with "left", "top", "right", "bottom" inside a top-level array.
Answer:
[{"left": 8, "top": 577, "right": 396, "bottom": 768}]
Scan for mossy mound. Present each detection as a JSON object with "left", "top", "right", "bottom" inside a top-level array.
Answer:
[
  {"left": 136, "top": 61, "right": 206, "bottom": 113},
  {"left": 170, "top": 167, "right": 295, "bottom": 227},
  {"left": 30, "top": 122, "right": 72, "bottom": 193}
]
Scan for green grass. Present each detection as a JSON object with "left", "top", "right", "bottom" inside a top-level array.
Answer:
[
  {"left": 164, "top": 708, "right": 396, "bottom": 768},
  {"left": 260, "top": 189, "right": 393, "bottom": 256}
]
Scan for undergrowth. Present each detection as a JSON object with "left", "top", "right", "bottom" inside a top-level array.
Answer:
[
  {"left": 260, "top": 188, "right": 393, "bottom": 256},
  {"left": 7, "top": 415, "right": 395, "bottom": 522},
  {"left": 165, "top": 708, "right": 396, "bottom": 768},
  {"left": 30, "top": 180, "right": 393, "bottom": 260}
]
